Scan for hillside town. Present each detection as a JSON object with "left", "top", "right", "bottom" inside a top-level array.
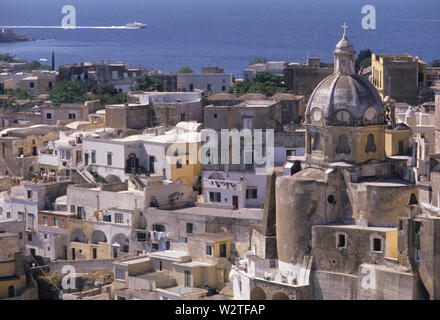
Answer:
[{"left": 1, "top": 25, "right": 440, "bottom": 301}]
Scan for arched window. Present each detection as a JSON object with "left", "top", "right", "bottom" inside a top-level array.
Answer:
[
  {"left": 335, "top": 135, "right": 351, "bottom": 154},
  {"left": 409, "top": 193, "right": 418, "bottom": 205},
  {"left": 365, "top": 134, "right": 377, "bottom": 154}
]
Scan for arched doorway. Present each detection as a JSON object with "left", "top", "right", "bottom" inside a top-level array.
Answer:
[
  {"left": 250, "top": 286, "right": 266, "bottom": 300},
  {"left": 70, "top": 229, "right": 87, "bottom": 243},
  {"left": 272, "top": 291, "right": 290, "bottom": 300},
  {"left": 112, "top": 233, "right": 130, "bottom": 253},
  {"left": 126, "top": 153, "right": 139, "bottom": 173},
  {"left": 91, "top": 230, "right": 108, "bottom": 244}
]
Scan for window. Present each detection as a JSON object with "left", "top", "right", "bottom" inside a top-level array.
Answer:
[
  {"left": 158, "top": 260, "right": 163, "bottom": 271},
  {"left": 70, "top": 205, "right": 75, "bottom": 213},
  {"left": 29, "top": 82, "right": 34, "bottom": 88},
  {"left": 335, "top": 135, "right": 351, "bottom": 154},
  {"left": 27, "top": 190, "right": 32, "bottom": 199},
  {"left": 7, "top": 212, "right": 10, "bottom": 219},
  {"left": 43, "top": 216, "right": 47, "bottom": 226},
  {"left": 61, "top": 219, "right": 65, "bottom": 227},
  {"left": 206, "top": 244, "right": 213, "bottom": 256},
  {"left": 27, "top": 214, "right": 34, "bottom": 229},
  {"left": 107, "top": 152, "right": 112, "bottom": 166},
  {"left": 243, "top": 118, "right": 253, "bottom": 130},
  {"left": 27, "top": 233, "right": 32, "bottom": 242},
  {"left": 19, "top": 232, "right": 22, "bottom": 239},
  {"left": 18, "top": 212, "right": 24, "bottom": 221},
  {"left": 44, "top": 234, "right": 48, "bottom": 239},
  {"left": 209, "top": 192, "right": 221, "bottom": 203},
  {"left": 312, "top": 132, "right": 321, "bottom": 151},
  {"left": 286, "top": 150, "right": 296, "bottom": 157},
  {"left": 372, "top": 237, "right": 382, "bottom": 253},
  {"left": 137, "top": 232, "right": 147, "bottom": 241},
  {"left": 115, "top": 213, "right": 123, "bottom": 224},
  {"left": 115, "top": 268, "right": 125, "bottom": 280},
  {"left": 68, "top": 113, "right": 76, "bottom": 120},
  {"left": 246, "top": 188, "right": 258, "bottom": 199},
  {"left": 52, "top": 217, "right": 58, "bottom": 227},
  {"left": 189, "top": 84, "right": 194, "bottom": 91},
  {"left": 176, "top": 159, "right": 182, "bottom": 169},
  {"left": 91, "top": 151, "right": 96, "bottom": 164},
  {"left": 47, "top": 246, "right": 51, "bottom": 251},
  {"left": 213, "top": 113, "right": 217, "bottom": 118},
  {"left": 365, "top": 134, "right": 377, "bottom": 154},
  {"left": 153, "top": 224, "right": 165, "bottom": 232},
  {"left": 222, "top": 85, "right": 226, "bottom": 91},
  {"left": 77, "top": 207, "right": 84, "bottom": 220},
  {"left": 18, "top": 148, "right": 24, "bottom": 156},
  {"left": 337, "top": 233, "right": 346, "bottom": 248},
  {"left": 186, "top": 223, "right": 193, "bottom": 234},
  {"left": 46, "top": 112, "right": 52, "bottom": 120},
  {"left": 207, "top": 83, "right": 212, "bottom": 91},
  {"left": 181, "top": 112, "right": 185, "bottom": 121}
]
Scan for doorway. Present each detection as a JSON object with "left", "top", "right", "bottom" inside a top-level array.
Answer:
[
  {"left": 398, "top": 140, "right": 404, "bottom": 155},
  {"left": 184, "top": 270, "right": 191, "bottom": 287},
  {"left": 71, "top": 248, "right": 76, "bottom": 260},
  {"left": 232, "top": 196, "right": 238, "bottom": 210}
]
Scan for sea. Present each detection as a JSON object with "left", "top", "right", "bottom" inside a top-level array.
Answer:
[{"left": 0, "top": 0, "right": 439, "bottom": 78}]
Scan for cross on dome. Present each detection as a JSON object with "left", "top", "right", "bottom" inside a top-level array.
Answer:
[{"left": 341, "top": 22, "right": 348, "bottom": 37}]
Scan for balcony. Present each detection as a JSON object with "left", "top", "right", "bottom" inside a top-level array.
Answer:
[
  {"left": 203, "top": 178, "right": 245, "bottom": 192},
  {"left": 38, "top": 153, "right": 59, "bottom": 167}
]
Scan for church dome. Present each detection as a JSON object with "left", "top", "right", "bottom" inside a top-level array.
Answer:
[{"left": 305, "top": 24, "right": 384, "bottom": 127}]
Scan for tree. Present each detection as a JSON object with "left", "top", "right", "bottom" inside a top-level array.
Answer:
[
  {"left": 430, "top": 60, "right": 440, "bottom": 67},
  {"left": 0, "top": 53, "right": 19, "bottom": 63},
  {"left": 93, "top": 83, "right": 126, "bottom": 107},
  {"left": 249, "top": 57, "right": 268, "bottom": 65},
  {"left": 25, "top": 60, "right": 51, "bottom": 72},
  {"left": 131, "top": 74, "right": 164, "bottom": 91},
  {"left": 48, "top": 80, "right": 90, "bottom": 105},
  {"left": 5, "top": 88, "right": 33, "bottom": 100},
  {"left": 356, "top": 49, "right": 372, "bottom": 72},
  {"left": 178, "top": 66, "right": 193, "bottom": 74},
  {"left": 229, "top": 72, "right": 291, "bottom": 96}
]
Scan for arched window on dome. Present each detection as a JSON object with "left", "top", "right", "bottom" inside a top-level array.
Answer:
[
  {"left": 335, "top": 135, "right": 351, "bottom": 154},
  {"left": 312, "top": 133, "right": 321, "bottom": 151},
  {"left": 365, "top": 134, "right": 377, "bottom": 154}
]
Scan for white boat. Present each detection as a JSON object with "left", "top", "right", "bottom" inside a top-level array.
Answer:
[{"left": 125, "top": 21, "right": 147, "bottom": 29}]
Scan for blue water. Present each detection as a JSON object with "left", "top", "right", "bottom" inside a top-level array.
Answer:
[{"left": 0, "top": 0, "right": 439, "bottom": 78}]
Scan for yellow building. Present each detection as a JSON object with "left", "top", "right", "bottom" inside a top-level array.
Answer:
[
  {"left": 0, "top": 232, "right": 35, "bottom": 300},
  {"left": 385, "top": 123, "right": 411, "bottom": 156},
  {"left": 371, "top": 53, "right": 425, "bottom": 104},
  {"left": 169, "top": 139, "right": 201, "bottom": 188}
]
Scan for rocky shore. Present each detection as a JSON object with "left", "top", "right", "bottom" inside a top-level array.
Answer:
[{"left": 0, "top": 28, "right": 35, "bottom": 43}]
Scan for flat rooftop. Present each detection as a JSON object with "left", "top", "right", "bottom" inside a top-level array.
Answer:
[
  {"left": 188, "top": 233, "right": 231, "bottom": 242},
  {"left": 148, "top": 250, "right": 190, "bottom": 261},
  {"left": 159, "top": 286, "right": 206, "bottom": 295},
  {"left": 147, "top": 205, "right": 263, "bottom": 220},
  {"left": 116, "top": 255, "right": 150, "bottom": 266},
  {"left": 135, "top": 271, "right": 173, "bottom": 281},
  {"left": 315, "top": 224, "right": 397, "bottom": 233},
  {"left": 174, "top": 261, "right": 214, "bottom": 268}
]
